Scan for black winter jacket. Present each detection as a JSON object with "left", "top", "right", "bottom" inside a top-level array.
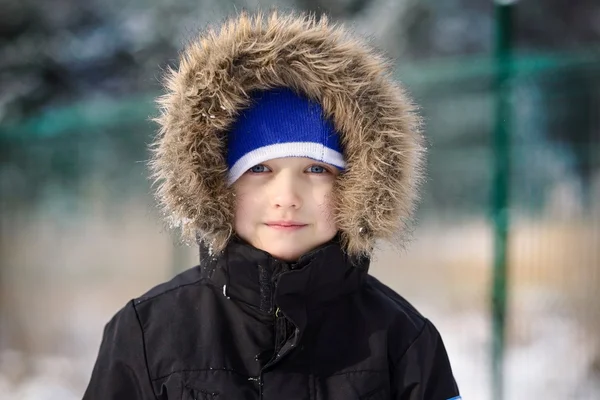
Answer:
[{"left": 84, "top": 237, "right": 460, "bottom": 400}]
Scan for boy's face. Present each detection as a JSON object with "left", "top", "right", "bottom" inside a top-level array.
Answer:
[{"left": 232, "top": 157, "right": 340, "bottom": 262}]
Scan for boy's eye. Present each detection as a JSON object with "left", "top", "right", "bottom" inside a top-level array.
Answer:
[
  {"left": 307, "top": 165, "right": 328, "bottom": 174},
  {"left": 249, "top": 164, "right": 270, "bottom": 173}
]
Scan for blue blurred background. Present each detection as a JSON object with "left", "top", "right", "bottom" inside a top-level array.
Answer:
[{"left": 0, "top": 0, "right": 599, "bottom": 399}]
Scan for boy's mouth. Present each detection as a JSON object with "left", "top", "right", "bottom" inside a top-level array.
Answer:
[{"left": 265, "top": 221, "right": 308, "bottom": 230}]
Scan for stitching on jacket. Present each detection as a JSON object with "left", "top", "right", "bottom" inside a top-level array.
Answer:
[
  {"left": 151, "top": 367, "right": 252, "bottom": 382},
  {"left": 308, "top": 374, "right": 317, "bottom": 400},
  {"left": 328, "top": 369, "right": 386, "bottom": 377},
  {"left": 258, "top": 263, "right": 272, "bottom": 312},
  {"left": 131, "top": 300, "right": 160, "bottom": 400}
]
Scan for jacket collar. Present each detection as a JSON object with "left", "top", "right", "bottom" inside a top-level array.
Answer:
[{"left": 199, "top": 234, "right": 369, "bottom": 316}]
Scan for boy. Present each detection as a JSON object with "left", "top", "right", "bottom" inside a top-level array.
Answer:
[{"left": 84, "top": 11, "right": 461, "bottom": 400}]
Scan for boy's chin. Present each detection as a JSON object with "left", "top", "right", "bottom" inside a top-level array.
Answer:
[{"left": 237, "top": 229, "right": 338, "bottom": 262}]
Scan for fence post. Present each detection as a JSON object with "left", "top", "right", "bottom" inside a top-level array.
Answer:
[{"left": 492, "top": 1, "right": 515, "bottom": 400}]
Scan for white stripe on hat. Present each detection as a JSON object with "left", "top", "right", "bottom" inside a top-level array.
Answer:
[{"left": 227, "top": 142, "right": 346, "bottom": 186}]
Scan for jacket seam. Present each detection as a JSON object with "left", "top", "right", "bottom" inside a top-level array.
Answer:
[
  {"left": 135, "top": 275, "right": 208, "bottom": 304},
  {"left": 367, "top": 277, "right": 425, "bottom": 322},
  {"left": 392, "top": 318, "right": 429, "bottom": 368},
  {"left": 131, "top": 300, "right": 160, "bottom": 400},
  {"left": 151, "top": 367, "right": 252, "bottom": 382}
]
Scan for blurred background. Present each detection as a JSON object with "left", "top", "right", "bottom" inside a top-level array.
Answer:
[{"left": 0, "top": 0, "right": 599, "bottom": 399}]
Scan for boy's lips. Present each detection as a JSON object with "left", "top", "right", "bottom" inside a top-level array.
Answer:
[{"left": 265, "top": 221, "right": 308, "bottom": 230}]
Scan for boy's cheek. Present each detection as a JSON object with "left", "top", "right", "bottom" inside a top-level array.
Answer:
[{"left": 233, "top": 193, "right": 261, "bottom": 219}]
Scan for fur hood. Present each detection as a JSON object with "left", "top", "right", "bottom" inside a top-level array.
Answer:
[{"left": 150, "top": 11, "right": 425, "bottom": 258}]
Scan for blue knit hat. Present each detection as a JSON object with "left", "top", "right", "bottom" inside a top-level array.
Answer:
[{"left": 226, "top": 88, "right": 345, "bottom": 185}]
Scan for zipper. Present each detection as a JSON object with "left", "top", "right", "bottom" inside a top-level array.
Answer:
[
  {"left": 270, "top": 309, "right": 300, "bottom": 361},
  {"left": 257, "top": 261, "right": 301, "bottom": 398},
  {"left": 258, "top": 307, "right": 301, "bottom": 398}
]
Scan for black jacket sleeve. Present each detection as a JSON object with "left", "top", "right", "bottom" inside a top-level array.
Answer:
[
  {"left": 83, "top": 300, "right": 157, "bottom": 400},
  {"left": 392, "top": 319, "right": 461, "bottom": 400}
]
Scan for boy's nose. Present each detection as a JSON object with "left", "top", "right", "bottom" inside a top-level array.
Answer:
[{"left": 270, "top": 172, "right": 302, "bottom": 209}]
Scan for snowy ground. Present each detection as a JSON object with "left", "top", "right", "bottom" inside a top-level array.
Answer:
[{"left": 436, "top": 311, "right": 600, "bottom": 400}]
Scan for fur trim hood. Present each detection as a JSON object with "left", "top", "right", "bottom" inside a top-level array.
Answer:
[{"left": 150, "top": 11, "right": 424, "bottom": 257}]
